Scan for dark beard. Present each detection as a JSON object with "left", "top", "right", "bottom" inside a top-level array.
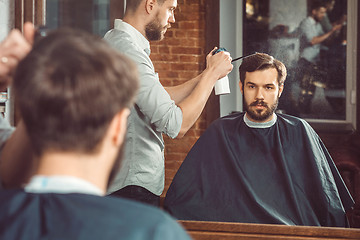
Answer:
[
  {"left": 145, "top": 15, "right": 167, "bottom": 41},
  {"left": 244, "top": 97, "right": 279, "bottom": 122}
]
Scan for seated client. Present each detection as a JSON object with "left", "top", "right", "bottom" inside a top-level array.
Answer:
[{"left": 164, "top": 52, "right": 354, "bottom": 227}]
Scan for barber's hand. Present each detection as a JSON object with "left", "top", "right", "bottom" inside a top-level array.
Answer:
[
  {"left": 338, "top": 14, "right": 347, "bottom": 25},
  {"left": 0, "top": 22, "right": 34, "bottom": 91},
  {"left": 206, "top": 47, "right": 233, "bottom": 82},
  {"left": 331, "top": 23, "right": 343, "bottom": 33}
]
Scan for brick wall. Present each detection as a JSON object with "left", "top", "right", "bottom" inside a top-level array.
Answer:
[{"left": 150, "top": 0, "right": 207, "bottom": 197}]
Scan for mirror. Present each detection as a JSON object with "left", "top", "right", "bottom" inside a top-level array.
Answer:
[
  {"left": 45, "top": 0, "right": 124, "bottom": 37},
  {"left": 14, "top": 0, "right": 357, "bottom": 227},
  {"left": 220, "top": 0, "right": 357, "bottom": 132},
  {"left": 245, "top": 0, "right": 348, "bottom": 118}
]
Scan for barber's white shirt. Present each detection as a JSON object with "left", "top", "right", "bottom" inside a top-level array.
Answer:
[
  {"left": 299, "top": 16, "right": 325, "bottom": 63},
  {"left": 104, "top": 19, "right": 182, "bottom": 196}
]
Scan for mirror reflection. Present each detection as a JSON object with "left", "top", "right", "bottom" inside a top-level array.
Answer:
[
  {"left": 244, "top": 0, "right": 347, "bottom": 120},
  {"left": 46, "top": 0, "right": 112, "bottom": 37},
  {"left": 32, "top": 0, "right": 356, "bottom": 229}
]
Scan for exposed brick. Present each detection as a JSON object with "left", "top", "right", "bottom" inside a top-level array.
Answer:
[
  {"left": 177, "top": 71, "right": 201, "bottom": 79},
  {"left": 159, "top": 71, "right": 179, "bottom": 78},
  {"left": 179, "top": 55, "right": 203, "bottom": 62},
  {"left": 165, "top": 160, "right": 184, "bottom": 170},
  {"left": 150, "top": 45, "right": 159, "bottom": 54},
  {"left": 174, "top": 30, "right": 187, "bottom": 38},
  {"left": 150, "top": 54, "right": 180, "bottom": 62},
  {"left": 171, "top": 47, "right": 202, "bottom": 55},
  {"left": 155, "top": 63, "right": 171, "bottom": 71},
  {"left": 162, "top": 37, "right": 182, "bottom": 46},
  {"left": 186, "top": 29, "right": 204, "bottom": 39},
  {"left": 179, "top": 21, "right": 202, "bottom": 30},
  {"left": 171, "top": 63, "right": 200, "bottom": 71},
  {"left": 165, "top": 30, "right": 174, "bottom": 38},
  {"left": 159, "top": 79, "right": 172, "bottom": 86},
  {"left": 158, "top": 46, "right": 171, "bottom": 54}
]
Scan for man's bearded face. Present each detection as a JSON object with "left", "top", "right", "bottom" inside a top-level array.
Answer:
[
  {"left": 145, "top": 12, "right": 170, "bottom": 41},
  {"left": 244, "top": 95, "right": 280, "bottom": 122}
]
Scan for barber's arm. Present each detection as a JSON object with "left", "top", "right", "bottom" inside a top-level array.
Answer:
[
  {"left": 164, "top": 48, "right": 231, "bottom": 105},
  {"left": 310, "top": 24, "right": 342, "bottom": 46},
  {"left": 164, "top": 74, "right": 202, "bottom": 104},
  {"left": 175, "top": 49, "right": 232, "bottom": 138},
  {"left": 0, "top": 121, "right": 36, "bottom": 188},
  {"left": 0, "top": 22, "right": 35, "bottom": 188},
  {"left": 0, "top": 23, "right": 34, "bottom": 91}
]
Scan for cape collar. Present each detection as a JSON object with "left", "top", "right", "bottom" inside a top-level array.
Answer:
[{"left": 243, "top": 113, "right": 277, "bottom": 128}]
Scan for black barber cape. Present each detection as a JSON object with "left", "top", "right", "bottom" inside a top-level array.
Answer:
[
  {"left": 164, "top": 113, "right": 354, "bottom": 227},
  {"left": 0, "top": 191, "right": 191, "bottom": 240}
]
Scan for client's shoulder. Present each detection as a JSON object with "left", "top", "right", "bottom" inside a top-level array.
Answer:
[
  {"left": 276, "top": 113, "right": 316, "bottom": 135},
  {"left": 217, "top": 112, "right": 244, "bottom": 123},
  {"left": 277, "top": 113, "right": 310, "bottom": 126},
  {"left": 208, "top": 112, "right": 245, "bottom": 130}
]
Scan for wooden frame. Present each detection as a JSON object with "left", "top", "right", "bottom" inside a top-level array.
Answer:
[
  {"left": 205, "top": 0, "right": 220, "bottom": 127},
  {"left": 179, "top": 220, "right": 360, "bottom": 240},
  {"left": 15, "top": 0, "right": 45, "bottom": 30},
  {"left": 13, "top": 0, "right": 45, "bottom": 124}
]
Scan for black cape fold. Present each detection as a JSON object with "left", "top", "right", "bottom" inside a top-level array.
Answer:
[
  {"left": 0, "top": 191, "right": 190, "bottom": 240},
  {"left": 164, "top": 113, "right": 354, "bottom": 227}
]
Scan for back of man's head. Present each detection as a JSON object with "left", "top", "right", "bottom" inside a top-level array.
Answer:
[
  {"left": 311, "top": 0, "right": 327, "bottom": 11},
  {"left": 13, "top": 28, "right": 138, "bottom": 156},
  {"left": 239, "top": 52, "right": 287, "bottom": 87}
]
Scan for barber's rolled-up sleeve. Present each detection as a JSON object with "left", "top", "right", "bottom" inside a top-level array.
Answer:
[
  {"left": 300, "top": 18, "right": 324, "bottom": 44},
  {"left": 136, "top": 62, "right": 182, "bottom": 138}
]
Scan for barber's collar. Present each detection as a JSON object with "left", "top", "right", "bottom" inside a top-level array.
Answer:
[
  {"left": 114, "top": 19, "right": 151, "bottom": 56},
  {"left": 309, "top": 16, "right": 317, "bottom": 25},
  {"left": 25, "top": 175, "right": 104, "bottom": 196},
  {"left": 244, "top": 113, "right": 277, "bottom": 128}
]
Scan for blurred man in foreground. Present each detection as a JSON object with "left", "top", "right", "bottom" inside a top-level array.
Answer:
[{"left": 0, "top": 28, "right": 190, "bottom": 240}]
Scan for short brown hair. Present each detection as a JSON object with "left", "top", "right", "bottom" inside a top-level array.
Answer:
[
  {"left": 14, "top": 28, "right": 138, "bottom": 156},
  {"left": 239, "top": 52, "right": 287, "bottom": 87}
]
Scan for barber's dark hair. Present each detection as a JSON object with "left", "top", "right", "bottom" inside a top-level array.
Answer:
[
  {"left": 125, "top": 0, "right": 166, "bottom": 13},
  {"left": 239, "top": 52, "right": 287, "bottom": 87},
  {"left": 311, "top": 0, "right": 327, "bottom": 11},
  {"left": 13, "top": 28, "right": 138, "bottom": 156}
]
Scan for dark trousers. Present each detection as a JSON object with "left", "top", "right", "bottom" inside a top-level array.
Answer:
[{"left": 109, "top": 185, "right": 160, "bottom": 207}]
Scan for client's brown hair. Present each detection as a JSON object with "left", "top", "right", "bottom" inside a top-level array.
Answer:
[
  {"left": 14, "top": 28, "right": 138, "bottom": 156},
  {"left": 239, "top": 52, "right": 287, "bottom": 88}
]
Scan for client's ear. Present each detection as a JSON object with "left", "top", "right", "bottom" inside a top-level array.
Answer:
[
  {"left": 278, "top": 84, "right": 284, "bottom": 98},
  {"left": 239, "top": 81, "right": 244, "bottom": 95},
  {"left": 110, "top": 108, "right": 130, "bottom": 147}
]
